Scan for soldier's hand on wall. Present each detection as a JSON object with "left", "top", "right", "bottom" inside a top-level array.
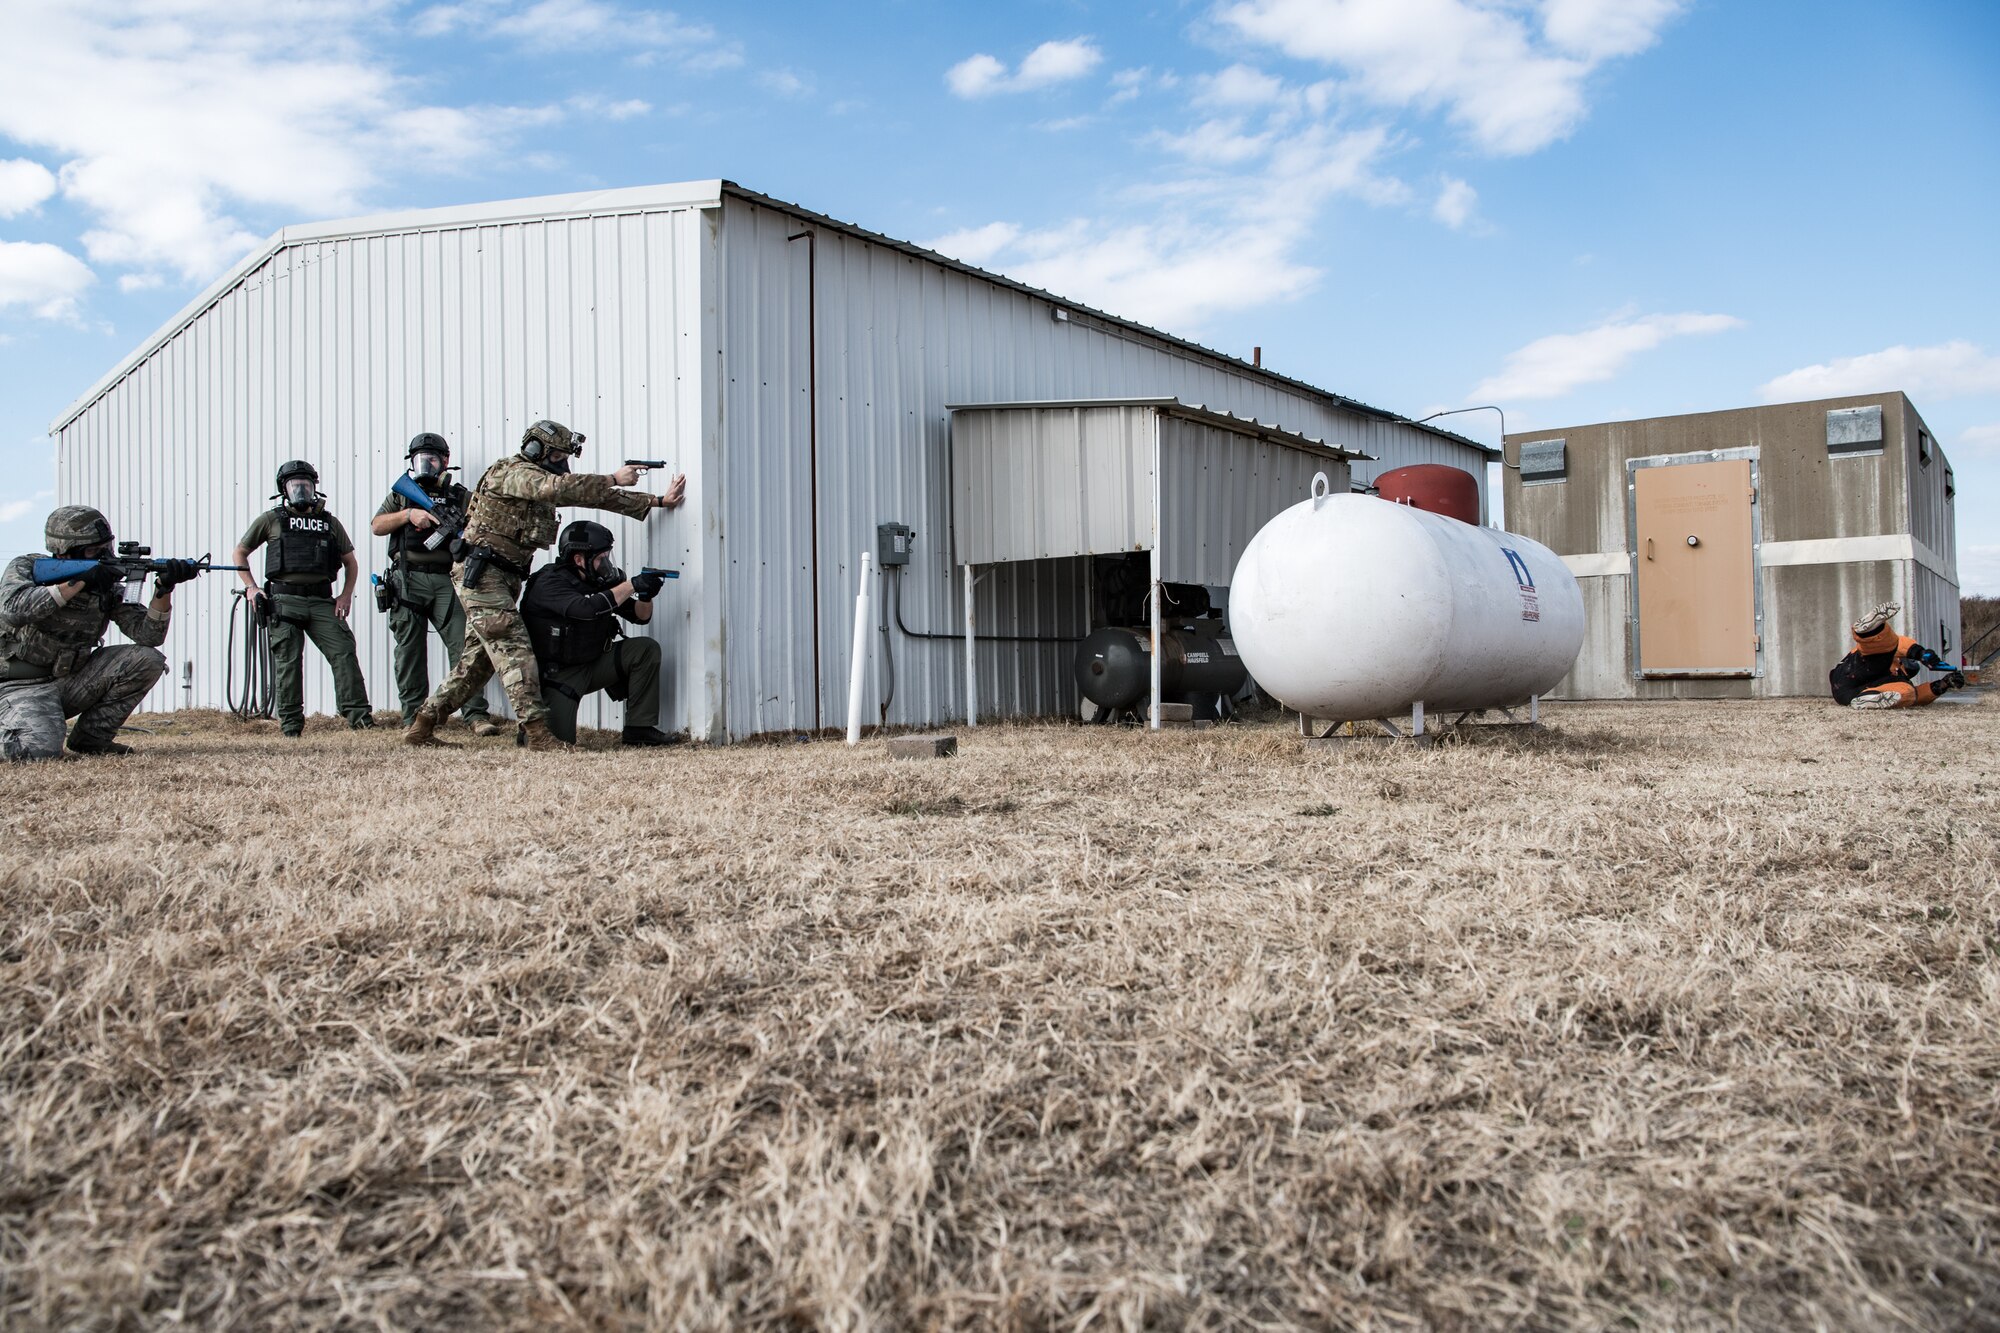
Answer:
[
  {"left": 609, "top": 464, "right": 642, "bottom": 486},
  {"left": 659, "top": 473, "right": 686, "bottom": 509}
]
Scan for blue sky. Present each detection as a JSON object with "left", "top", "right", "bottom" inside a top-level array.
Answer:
[{"left": 3, "top": 0, "right": 1996, "bottom": 591}]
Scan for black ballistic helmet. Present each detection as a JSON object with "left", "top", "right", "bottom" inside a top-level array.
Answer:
[
  {"left": 406, "top": 432, "right": 450, "bottom": 461},
  {"left": 557, "top": 520, "right": 616, "bottom": 559},
  {"left": 275, "top": 459, "right": 319, "bottom": 489}
]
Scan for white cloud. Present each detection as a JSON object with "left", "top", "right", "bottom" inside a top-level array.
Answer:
[
  {"left": 0, "top": 488, "right": 54, "bottom": 526},
  {"left": 0, "top": 240, "right": 94, "bottom": 319},
  {"left": 757, "top": 69, "right": 812, "bottom": 98},
  {"left": 416, "top": 0, "right": 735, "bottom": 62},
  {"left": 568, "top": 94, "right": 653, "bottom": 120},
  {"left": 0, "top": 4, "right": 705, "bottom": 287},
  {"left": 1197, "top": 63, "right": 1289, "bottom": 107},
  {"left": 1759, "top": 342, "right": 2000, "bottom": 403},
  {"left": 117, "top": 272, "right": 165, "bottom": 293},
  {"left": 1958, "top": 423, "right": 2000, "bottom": 456},
  {"left": 0, "top": 6, "right": 486, "bottom": 280},
  {"left": 1473, "top": 311, "right": 1743, "bottom": 401},
  {"left": 929, "top": 123, "right": 1403, "bottom": 331},
  {"left": 1151, "top": 118, "right": 1272, "bottom": 165},
  {"left": 947, "top": 39, "right": 1103, "bottom": 98},
  {"left": 1542, "top": 0, "right": 1686, "bottom": 60},
  {"left": 0, "top": 159, "right": 58, "bottom": 218},
  {"left": 1217, "top": 0, "right": 1684, "bottom": 154},
  {"left": 923, "top": 222, "right": 1022, "bottom": 266},
  {"left": 946, "top": 55, "right": 1009, "bottom": 98},
  {"left": 1108, "top": 68, "right": 1149, "bottom": 104},
  {"left": 1433, "top": 175, "right": 1477, "bottom": 229}
]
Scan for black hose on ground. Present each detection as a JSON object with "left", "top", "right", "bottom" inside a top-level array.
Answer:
[{"left": 226, "top": 588, "right": 275, "bottom": 720}]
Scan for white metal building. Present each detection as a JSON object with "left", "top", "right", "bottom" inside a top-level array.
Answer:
[{"left": 50, "top": 180, "right": 1489, "bottom": 741}]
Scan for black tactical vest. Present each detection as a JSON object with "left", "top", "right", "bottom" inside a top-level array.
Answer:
[
  {"left": 266, "top": 507, "right": 339, "bottom": 584},
  {"left": 522, "top": 566, "right": 620, "bottom": 667}
]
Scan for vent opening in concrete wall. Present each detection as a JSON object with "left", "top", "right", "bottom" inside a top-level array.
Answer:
[
  {"left": 1519, "top": 437, "right": 1567, "bottom": 485},
  {"left": 1825, "top": 405, "right": 1883, "bottom": 457}
]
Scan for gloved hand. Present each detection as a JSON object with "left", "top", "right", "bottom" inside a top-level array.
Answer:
[
  {"left": 81, "top": 561, "right": 124, "bottom": 596},
  {"left": 152, "top": 558, "right": 199, "bottom": 596},
  {"left": 630, "top": 569, "right": 667, "bottom": 601}
]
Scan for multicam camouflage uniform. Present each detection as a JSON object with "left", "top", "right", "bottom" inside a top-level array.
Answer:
[
  {"left": 0, "top": 507, "right": 170, "bottom": 761},
  {"left": 420, "top": 433, "right": 655, "bottom": 731}
]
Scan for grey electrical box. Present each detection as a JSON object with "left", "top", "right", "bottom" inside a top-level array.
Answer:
[{"left": 877, "top": 522, "right": 915, "bottom": 566}]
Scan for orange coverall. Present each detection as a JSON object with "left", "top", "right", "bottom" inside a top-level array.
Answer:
[{"left": 1829, "top": 625, "right": 1947, "bottom": 708}]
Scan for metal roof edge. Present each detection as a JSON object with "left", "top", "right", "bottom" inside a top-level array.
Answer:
[
  {"left": 723, "top": 183, "right": 1484, "bottom": 458},
  {"left": 50, "top": 180, "right": 728, "bottom": 434},
  {"left": 946, "top": 397, "right": 1375, "bottom": 462},
  {"left": 1502, "top": 390, "right": 1919, "bottom": 441}
]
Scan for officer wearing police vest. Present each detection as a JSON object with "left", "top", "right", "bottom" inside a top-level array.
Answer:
[
  {"left": 230, "top": 461, "right": 373, "bottom": 736},
  {"left": 404, "top": 419, "right": 684, "bottom": 750},
  {"left": 370, "top": 433, "right": 500, "bottom": 736},
  {"left": 520, "top": 521, "right": 678, "bottom": 746}
]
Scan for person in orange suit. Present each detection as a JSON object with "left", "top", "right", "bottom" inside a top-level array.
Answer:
[{"left": 1829, "top": 601, "right": 1965, "bottom": 710}]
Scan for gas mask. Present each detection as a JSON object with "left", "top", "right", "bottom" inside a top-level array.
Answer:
[
  {"left": 284, "top": 479, "right": 319, "bottom": 509},
  {"left": 411, "top": 450, "right": 447, "bottom": 482}
]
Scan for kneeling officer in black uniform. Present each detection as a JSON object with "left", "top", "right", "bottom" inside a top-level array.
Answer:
[{"left": 519, "top": 521, "right": 677, "bottom": 746}]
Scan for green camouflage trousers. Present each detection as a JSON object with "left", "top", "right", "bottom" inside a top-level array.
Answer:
[
  {"left": 426, "top": 565, "right": 545, "bottom": 725},
  {"left": 541, "top": 636, "right": 661, "bottom": 743},
  {"left": 268, "top": 593, "right": 372, "bottom": 734},
  {"left": 388, "top": 568, "right": 491, "bottom": 722},
  {"left": 0, "top": 643, "right": 167, "bottom": 760}
]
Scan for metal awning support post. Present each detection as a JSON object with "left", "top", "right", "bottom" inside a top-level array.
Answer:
[
  {"left": 963, "top": 563, "right": 978, "bottom": 728},
  {"left": 1149, "top": 422, "right": 1164, "bottom": 731},
  {"left": 1149, "top": 553, "right": 1163, "bottom": 731}
]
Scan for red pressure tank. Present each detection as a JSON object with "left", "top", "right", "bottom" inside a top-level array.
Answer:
[{"left": 1374, "top": 464, "right": 1481, "bottom": 526}]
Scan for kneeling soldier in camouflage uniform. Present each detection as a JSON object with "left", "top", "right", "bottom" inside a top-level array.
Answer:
[
  {"left": 521, "top": 521, "right": 679, "bottom": 746},
  {"left": 231, "top": 460, "right": 374, "bottom": 737},
  {"left": 404, "top": 419, "right": 684, "bottom": 750},
  {"left": 0, "top": 506, "right": 189, "bottom": 760},
  {"left": 371, "top": 432, "right": 500, "bottom": 735}
]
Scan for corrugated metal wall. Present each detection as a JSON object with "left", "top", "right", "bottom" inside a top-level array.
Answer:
[
  {"left": 55, "top": 206, "right": 713, "bottom": 731},
  {"left": 1156, "top": 416, "right": 1345, "bottom": 587},
  {"left": 717, "top": 194, "right": 1479, "bottom": 738},
  {"left": 950, "top": 406, "right": 1155, "bottom": 566}
]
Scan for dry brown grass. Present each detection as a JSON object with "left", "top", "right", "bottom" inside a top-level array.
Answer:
[{"left": 3, "top": 696, "right": 1998, "bottom": 1330}]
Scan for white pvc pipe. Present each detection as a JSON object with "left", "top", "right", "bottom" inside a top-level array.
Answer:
[
  {"left": 1149, "top": 551, "right": 1163, "bottom": 731},
  {"left": 964, "top": 563, "right": 978, "bottom": 728},
  {"left": 846, "top": 550, "right": 873, "bottom": 746}
]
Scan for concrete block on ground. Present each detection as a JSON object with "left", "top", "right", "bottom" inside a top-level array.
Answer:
[
  {"left": 887, "top": 733, "right": 958, "bottom": 759},
  {"left": 1149, "top": 702, "right": 1193, "bottom": 723}
]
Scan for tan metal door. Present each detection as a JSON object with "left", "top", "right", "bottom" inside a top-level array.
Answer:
[{"left": 1633, "top": 459, "right": 1756, "bottom": 674}]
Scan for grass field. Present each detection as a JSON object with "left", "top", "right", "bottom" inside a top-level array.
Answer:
[{"left": 2, "top": 696, "right": 1997, "bottom": 1330}]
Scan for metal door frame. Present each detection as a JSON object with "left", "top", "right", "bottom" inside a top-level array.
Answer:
[{"left": 1627, "top": 447, "right": 1763, "bottom": 679}]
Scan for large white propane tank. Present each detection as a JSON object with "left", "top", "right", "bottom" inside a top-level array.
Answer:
[{"left": 1229, "top": 474, "right": 1584, "bottom": 719}]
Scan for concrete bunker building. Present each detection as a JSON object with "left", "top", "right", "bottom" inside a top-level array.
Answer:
[
  {"left": 52, "top": 179, "right": 1489, "bottom": 741},
  {"left": 1503, "top": 393, "right": 1959, "bottom": 699}
]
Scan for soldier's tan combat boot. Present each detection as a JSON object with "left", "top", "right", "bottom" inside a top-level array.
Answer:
[
  {"left": 519, "top": 718, "right": 569, "bottom": 751},
  {"left": 470, "top": 719, "right": 504, "bottom": 737},
  {"left": 402, "top": 704, "right": 454, "bottom": 747}
]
